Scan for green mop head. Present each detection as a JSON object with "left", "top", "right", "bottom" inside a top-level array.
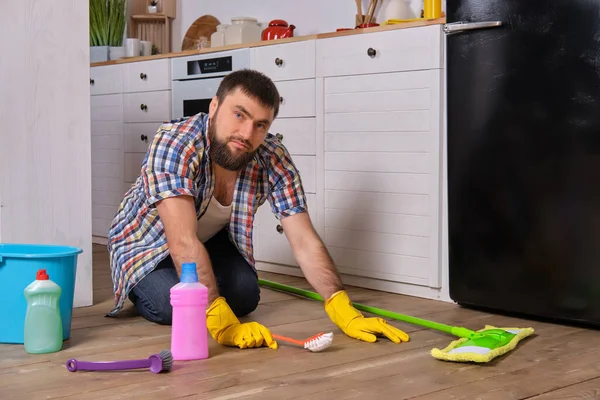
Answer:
[
  {"left": 430, "top": 325, "right": 534, "bottom": 363},
  {"left": 258, "top": 279, "right": 535, "bottom": 363}
]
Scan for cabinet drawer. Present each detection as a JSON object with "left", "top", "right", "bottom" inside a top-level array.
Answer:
[
  {"left": 254, "top": 193, "right": 316, "bottom": 267},
  {"left": 124, "top": 59, "right": 170, "bottom": 93},
  {"left": 124, "top": 90, "right": 171, "bottom": 123},
  {"left": 90, "top": 65, "right": 123, "bottom": 95},
  {"left": 269, "top": 118, "right": 315, "bottom": 155},
  {"left": 124, "top": 153, "right": 146, "bottom": 183},
  {"left": 316, "top": 25, "right": 442, "bottom": 77},
  {"left": 293, "top": 155, "right": 316, "bottom": 194},
  {"left": 275, "top": 79, "right": 315, "bottom": 118},
  {"left": 91, "top": 94, "right": 123, "bottom": 122},
  {"left": 250, "top": 40, "right": 315, "bottom": 81},
  {"left": 124, "top": 122, "right": 160, "bottom": 153}
]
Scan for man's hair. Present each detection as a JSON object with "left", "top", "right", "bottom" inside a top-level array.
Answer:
[{"left": 215, "top": 69, "right": 281, "bottom": 118}]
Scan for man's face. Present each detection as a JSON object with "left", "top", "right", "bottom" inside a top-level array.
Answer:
[{"left": 208, "top": 87, "right": 274, "bottom": 171}]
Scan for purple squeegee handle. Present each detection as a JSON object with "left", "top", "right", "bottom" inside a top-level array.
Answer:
[{"left": 66, "top": 357, "right": 150, "bottom": 372}]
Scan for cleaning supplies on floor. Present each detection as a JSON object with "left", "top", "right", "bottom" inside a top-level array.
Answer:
[
  {"left": 23, "top": 269, "right": 63, "bottom": 354},
  {"left": 258, "top": 279, "right": 535, "bottom": 364},
  {"left": 66, "top": 349, "right": 173, "bottom": 373},
  {"left": 170, "top": 262, "right": 209, "bottom": 361},
  {"left": 272, "top": 332, "right": 334, "bottom": 352}
]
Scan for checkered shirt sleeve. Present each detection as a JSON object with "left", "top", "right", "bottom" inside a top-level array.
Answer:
[
  {"left": 267, "top": 142, "right": 308, "bottom": 218},
  {"left": 142, "top": 128, "right": 200, "bottom": 206}
]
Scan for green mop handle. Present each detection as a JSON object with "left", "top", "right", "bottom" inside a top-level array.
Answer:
[{"left": 258, "top": 279, "right": 476, "bottom": 339}]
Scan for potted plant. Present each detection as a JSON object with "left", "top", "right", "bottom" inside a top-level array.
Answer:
[
  {"left": 89, "top": 0, "right": 109, "bottom": 62},
  {"left": 89, "top": 0, "right": 127, "bottom": 61},
  {"left": 148, "top": 0, "right": 158, "bottom": 13},
  {"left": 107, "top": 0, "right": 127, "bottom": 60}
]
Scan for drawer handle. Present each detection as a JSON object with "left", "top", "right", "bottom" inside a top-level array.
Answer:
[
  {"left": 367, "top": 47, "right": 377, "bottom": 58},
  {"left": 279, "top": 96, "right": 284, "bottom": 104},
  {"left": 140, "top": 104, "right": 148, "bottom": 111},
  {"left": 90, "top": 78, "right": 95, "bottom": 85},
  {"left": 140, "top": 134, "right": 148, "bottom": 141},
  {"left": 275, "top": 133, "right": 283, "bottom": 141},
  {"left": 275, "top": 57, "right": 283, "bottom": 66},
  {"left": 140, "top": 73, "right": 147, "bottom": 80},
  {"left": 276, "top": 224, "right": 283, "bottom": 234}
]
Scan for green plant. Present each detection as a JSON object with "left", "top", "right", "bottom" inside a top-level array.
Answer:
[
  {"left": 89, "top": 0, "right": 127, "bottom": 47},
  {"left": 89, "top": 0, "right": 109, "bottom": 46},
  {"left": 107, "top": 0, "right": 127, "bottom": 47}
]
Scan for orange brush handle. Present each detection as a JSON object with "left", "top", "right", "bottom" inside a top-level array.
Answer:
[
  {"left": 272, "top": 332, "right": 326, "bottom": 346},
  {"left": 272, "top": 334, "right": 304, "bottom": 346}
]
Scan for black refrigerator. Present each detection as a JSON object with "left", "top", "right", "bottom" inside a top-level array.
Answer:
[{"left": 446, "top": 0, "right": 600, "bottom": 327}]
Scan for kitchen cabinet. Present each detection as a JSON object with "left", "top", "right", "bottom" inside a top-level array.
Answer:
[
  {"left": 250, "top": 43, "right": 321, "bottom": 269},
  {"left": 123, "top": 59, "right": 172, "bottom": 191},
  {"left": 252, "top": 24, "right": 448, "bottom": 302},
  {"left": 316, "top": 24, "right": 445, "bottom": 294},
  {"left": 90, "top": 59, "right": 172, "bottom": 242},
  {"left": 87, "top": 23, "right": 449, "bottom": 302},
  {"left": 90, "top": 65, "right": 125, "bottom": 240}
]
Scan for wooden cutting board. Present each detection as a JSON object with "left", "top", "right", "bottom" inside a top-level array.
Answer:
[{"left": 181, "top": 15, "right": 220, "bottom": 50}]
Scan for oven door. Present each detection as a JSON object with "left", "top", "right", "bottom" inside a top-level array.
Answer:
[{"left": 171, "top": 77, "right": 224, "bottom": 119}]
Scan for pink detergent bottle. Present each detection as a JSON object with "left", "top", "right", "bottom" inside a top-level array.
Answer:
[{"left": 170, "top": 262, "right": 209, "bottom": 361}]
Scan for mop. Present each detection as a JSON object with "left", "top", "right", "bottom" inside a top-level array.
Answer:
[{"left": 258, "top": 279, "right": 534, "bottom": 363}]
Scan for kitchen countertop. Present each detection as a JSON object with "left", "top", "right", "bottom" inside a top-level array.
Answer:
[{"left": 90, "top": 17, "right": 446, "bottom": 67}]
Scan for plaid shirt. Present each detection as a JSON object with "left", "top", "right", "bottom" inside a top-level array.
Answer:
[{"left": 106, "top": 113, "right": 307, "bottom": 316}]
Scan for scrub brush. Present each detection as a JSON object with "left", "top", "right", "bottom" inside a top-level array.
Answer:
[
  {"left": 273, "top": 332, "right": 333, "bottom": 352},
  {"left": 66, "top": 349, "right": 173, "bottom": 373}
]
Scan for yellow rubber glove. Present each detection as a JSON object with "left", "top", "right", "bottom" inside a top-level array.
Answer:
[
  {"left": 324, "top": 290, "right": 410, "bottom": 343},
  {"left": 206, "top": 297, "right": 278, "bottom": 349}
]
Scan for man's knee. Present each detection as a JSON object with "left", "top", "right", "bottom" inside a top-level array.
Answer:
[
  {"left": 130, "top": 288, "right": 173, "bottom": 325},
  {"left": 222, "top": 273, "right": 260, "bottom": 318},
  {"left": 128, "top": 259, "right": 179, "bottom": 325}
]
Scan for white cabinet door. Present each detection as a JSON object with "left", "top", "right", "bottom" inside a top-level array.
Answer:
[
  {"left": 254, "top": 193, "right": 316, "bottom": 268},
  {"left": 124, "top": 59, "right": 170, "bottom": 93},
  {"left": 90, "top": 64, "right": 123, "bottom": 95},
  {"left": 316, "top": 25, "right": 443, "bottom": 77},
  {"left": 268, "top": 117, "right": 316, "bottom": 156},
  {"left": 274, "top": 79, "right": 315, "bottom": 118},
  {"left": 250, "top": 40, "right": 315, "bottom": 81},
  {"left": 323, "top": 69, "right": 443, "bottom": 288},
  {"left": 90, "top": 94, "right": 125, "bottom": 238},
  {"left": 124, "top": 90, "right": 171, "bottom": 123}
]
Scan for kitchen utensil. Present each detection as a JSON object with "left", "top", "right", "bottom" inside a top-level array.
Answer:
[{"left": 261, "top": 19, "right": 296, "bottom": 40}]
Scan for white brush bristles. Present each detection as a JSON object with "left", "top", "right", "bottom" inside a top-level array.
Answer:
[{"left": 304, "top": 332, "right": 334, "bottom": 352}]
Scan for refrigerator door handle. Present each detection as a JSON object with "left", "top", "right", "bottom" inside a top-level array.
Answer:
[{"left": 443, "top": 21, "right": 502, "bottom": 34}]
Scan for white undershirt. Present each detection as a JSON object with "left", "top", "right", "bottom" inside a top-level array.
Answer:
[{"left": 196, "top": 196, "right": 232, "bottom": 242}]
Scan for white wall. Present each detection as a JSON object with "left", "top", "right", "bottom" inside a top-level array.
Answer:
[
  {"left": 0, "top": 0, "right": 93, "bottom": 308},
  {"left": 173, "top": 0, "right": 444, "bottom": 52}
]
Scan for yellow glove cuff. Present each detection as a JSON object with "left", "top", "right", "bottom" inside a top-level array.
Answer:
[
  {"left": 324, "top": 290, "right": 364, "bottom": 331},
  {"left": 206, "top": 296, "right": 240, "bottom": 343}
]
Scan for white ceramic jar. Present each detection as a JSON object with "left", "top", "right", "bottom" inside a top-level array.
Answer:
[
  {"left": 225, "top": 17, "right": 262, "bottom": 45},
  {"left": 210, "top": 24, "right": 229, "bottom": 48}
]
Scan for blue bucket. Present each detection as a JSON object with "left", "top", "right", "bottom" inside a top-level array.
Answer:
[{"left": 0, "top": 243, "right": 83, "bottom": 344}]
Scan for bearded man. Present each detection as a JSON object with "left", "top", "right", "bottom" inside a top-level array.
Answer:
[{"left": 106, "top": 69, "right": 409, "bottom": 349}]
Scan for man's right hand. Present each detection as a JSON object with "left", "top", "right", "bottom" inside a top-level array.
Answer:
[{"left": 206, "top": 297, "right": 277, "bottom": 349}]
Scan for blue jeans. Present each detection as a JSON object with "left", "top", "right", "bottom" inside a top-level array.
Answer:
[{"left": 127, "top": 228, "right": 260, "bottom": 325}]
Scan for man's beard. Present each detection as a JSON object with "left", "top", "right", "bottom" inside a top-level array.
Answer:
[{"left": 208, "top": 114, "right": 256, "bottom": 171}]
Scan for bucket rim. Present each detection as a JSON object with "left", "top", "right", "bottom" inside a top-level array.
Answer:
[{"left": 0, "top": 243, "right": 84, "bottom": 259}]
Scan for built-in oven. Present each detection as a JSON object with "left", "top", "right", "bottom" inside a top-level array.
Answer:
[{"left": 171, "top": 48, "right": 251, "bottom": 119}]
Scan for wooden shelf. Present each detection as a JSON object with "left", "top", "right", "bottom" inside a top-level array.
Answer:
[
  {"left": 128, "top": 14, "right": 172, "bottom": 54},
  {"left": 131, "top": 13, "right": 172, "bottom": 21}
]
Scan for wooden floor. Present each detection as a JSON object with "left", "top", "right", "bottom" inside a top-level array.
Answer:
[{"left": 2, "top": 245, "right": 600, "bottom": 399}]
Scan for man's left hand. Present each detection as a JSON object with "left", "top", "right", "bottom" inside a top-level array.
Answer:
[{"left": 324, "top": 290, "right": 410, "bottom": 343}]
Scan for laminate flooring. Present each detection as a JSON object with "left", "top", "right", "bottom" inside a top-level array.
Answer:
[{"left": 2, "top": 244, "right": 600, "bottom": 399}]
